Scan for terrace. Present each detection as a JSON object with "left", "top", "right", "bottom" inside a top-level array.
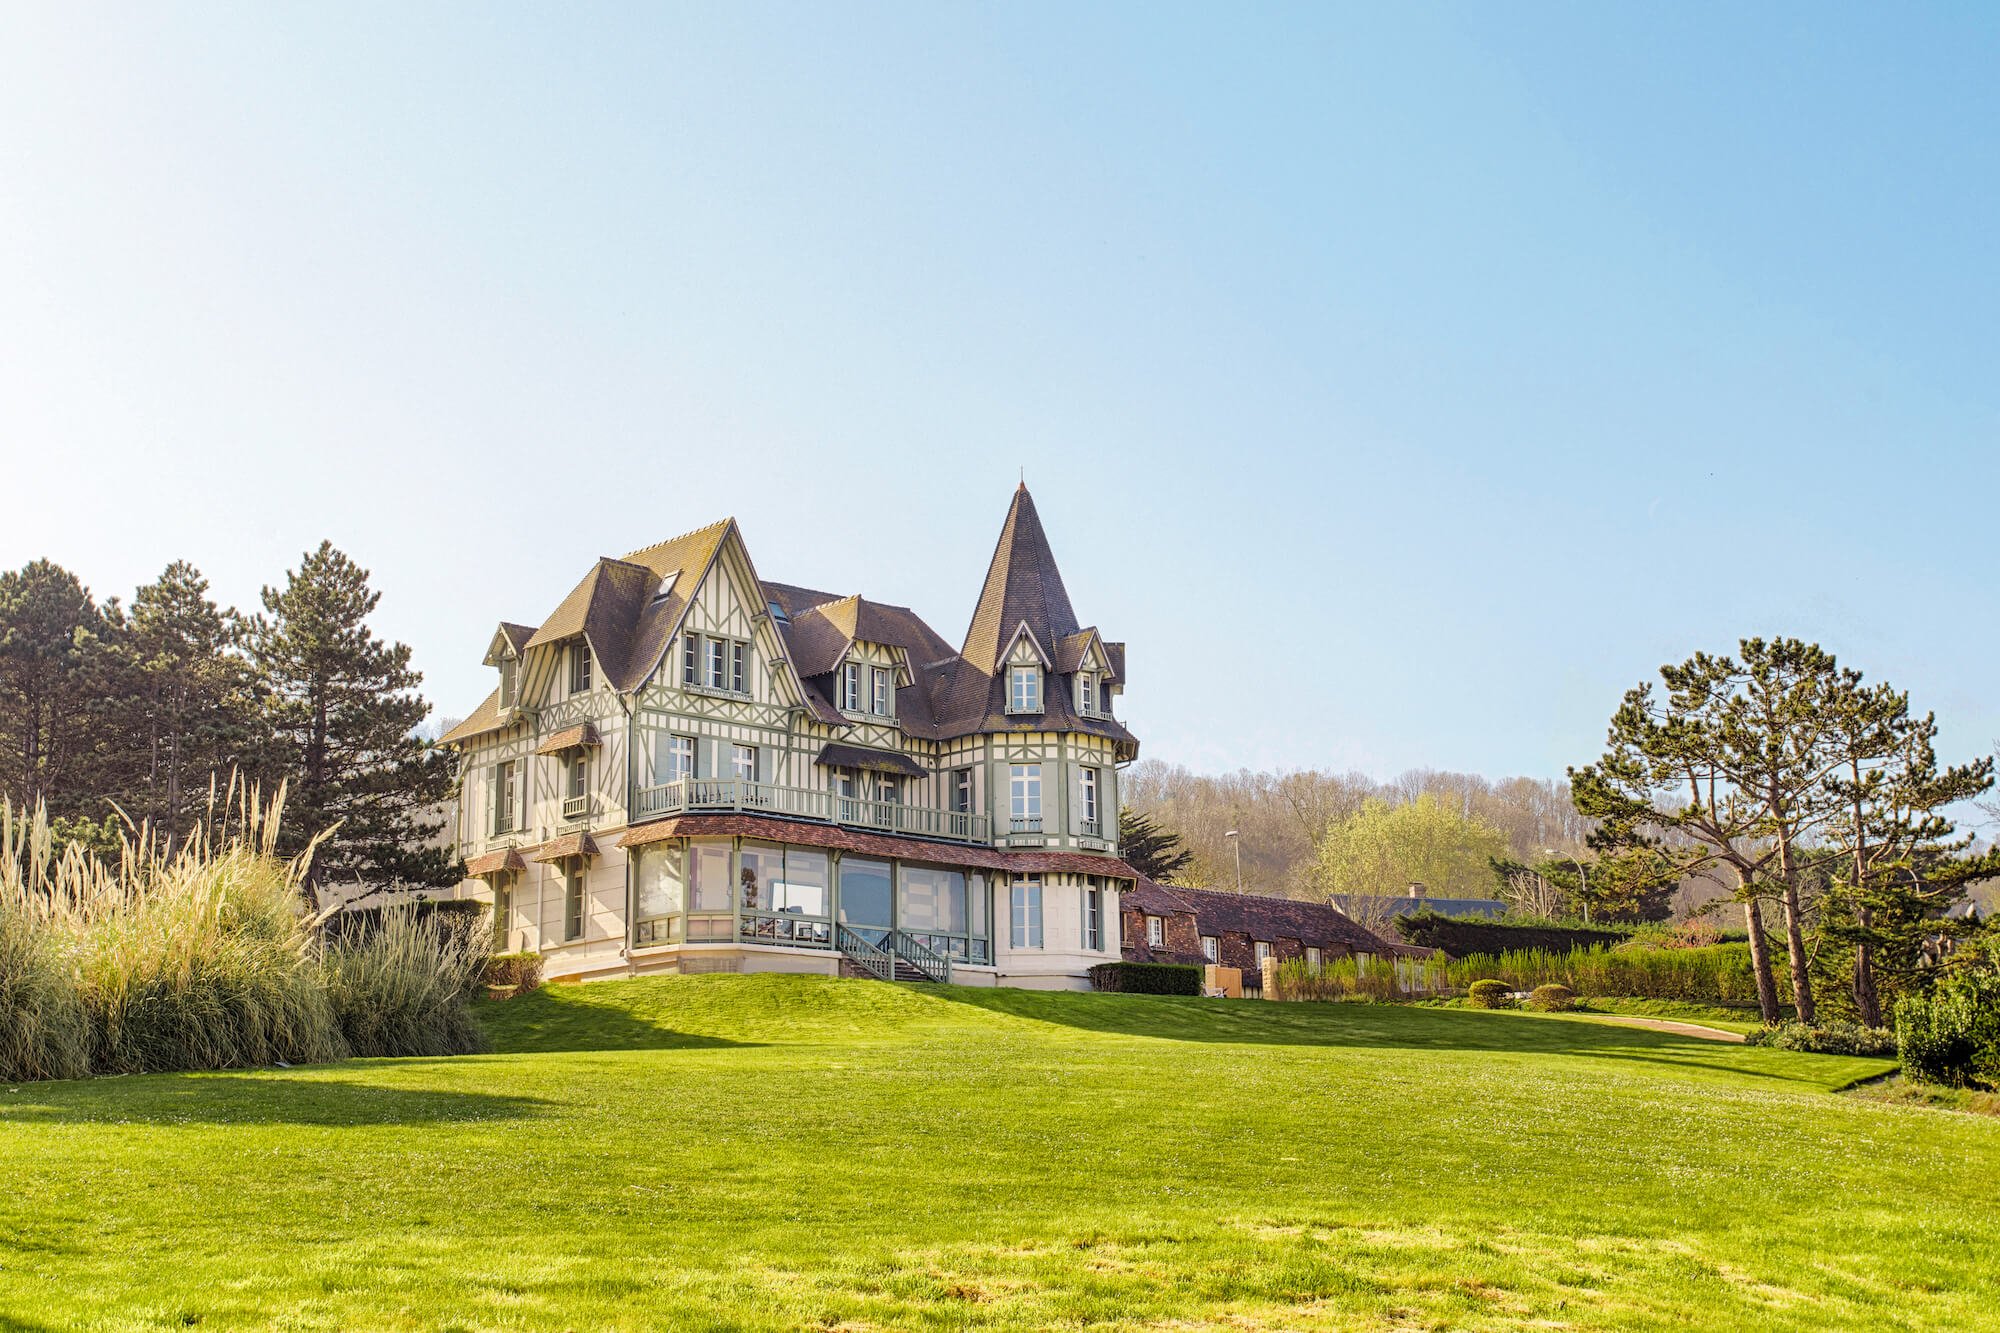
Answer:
[{"left": 632, "top": 777, "right": 991, "bottom": 844}]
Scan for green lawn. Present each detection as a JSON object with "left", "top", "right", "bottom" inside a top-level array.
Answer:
[{"left": 2, "top": 974, "right": 1996, "bottom": 1331}]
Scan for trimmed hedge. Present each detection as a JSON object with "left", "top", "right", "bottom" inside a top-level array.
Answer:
[
  {"left": 1088, "top": 962, "right": 1203, "bottom": 996},
  {"left": 1394, "top": 910, "right": 1629, "bottom": 958},
  {"left": 1527, "top": 983, "right": 1576, "bottom": 1012},
  {"left": 1895, "top": 968, "right": 2000, "bottom": 1088},
  {"left": 483, "top": 951, "right": 545, "bottom": 997},
  {"left": 1467, "top": 979, "right": 1511, "bottom": 1009},
  {"left": 1745, "top": 1021, "right": 1896, "bottom": 1058}
]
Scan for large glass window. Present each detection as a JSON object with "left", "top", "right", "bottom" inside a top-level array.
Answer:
[
  {"left": 688, "top": 840, "right": 734, "bottom": 940},
  {"left": 1010, "top": 875, "right": 1043, "bottom": 948},
  {"left": 635, "top": 844, "right": 684, "bottom": 945},
  {"left": 1010, "top": 765, "right": 1042, "bottom": 832},
  {"left": 777, "top": 848, "right": 830, "bottom": 919},
  {"left": 739, "top": 841, "right": 783, "bottom": 913},
  {"left": 1082, "top": 883, "right": 1103, "bottom": 952},
  {"left": 838, "top": 856, "right": 893, "bottom": 931}
]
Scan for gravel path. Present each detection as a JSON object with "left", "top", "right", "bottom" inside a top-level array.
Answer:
[{"left": 1579, "top": 1014, "right": 1747, "bottom": 1043}]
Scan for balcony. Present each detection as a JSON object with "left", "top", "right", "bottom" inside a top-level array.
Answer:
[
  {"left": 561, "top": 794, "right": 590, "bottom": 821},
  {"left": 633, "top": 778, "right": 991, "bottom": 844}
]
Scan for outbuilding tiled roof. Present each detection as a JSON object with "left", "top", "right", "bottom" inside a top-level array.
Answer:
[{"left": 1124, "top": 879, "right": 1409, "bottom": 957}]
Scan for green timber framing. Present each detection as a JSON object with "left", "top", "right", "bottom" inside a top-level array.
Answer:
[{"left": 439, "top": 485, "right": 1143, "bottom": 989}]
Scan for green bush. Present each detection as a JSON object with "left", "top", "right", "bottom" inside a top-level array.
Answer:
[
  {"left": 1394, "top": 911, "right": 1630, "bottom": 957},
  {"left": 1745, "top": 1020, "right": 1896, "bottom": 1058},
  {"left": 1, "top": 790, "right": 491, "bottom": 1083},
  {"left": 321, "top": 909, "right": 489, "bottom": 1058},
  {"left": 483, "top": 950, "right": 545, "bottom": 995},
  {"left": 1895, "top": 968, "right": 2000, "bottom": 1089},
  {"left": 1270, "top": 954, "right": 1448, "bottom": 1002},
  {"left": 0, "top": 892, "right": 90, "bottom": 1082},
  {"left": 1527, "top": 983, "right": 1575, "bottom": 1012},
  {"left": 1443, "top": 942, "right": 1784, "bottom": 1006},
  {"left": 1088, "top": 962, "right": 1203, "bottom": 996},
  {"left": 1467, "top": 979, "right": 1511, "bottom": 1009}
]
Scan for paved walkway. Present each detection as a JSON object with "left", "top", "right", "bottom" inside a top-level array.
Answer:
[{"left": 1579, "top": 1014, "right": 1746, "bottom": 1043}]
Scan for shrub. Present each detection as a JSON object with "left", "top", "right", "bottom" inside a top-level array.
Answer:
[
  {"left": 1895, "top": 968, "right": 2000, "bottom": 1089},
  {"left": 0, "top": 891, "right": 90, "bottom": 1082},
  {"left": 1746, "top": 1021, "right": 1897, "bottom": 1058},
  {"left": 1442, "top": 942, "right": 1783, "bottom": 1006},
  {"left": 1088, "top": 962, "right": 1203, "bottom": 996},
  {"left": 1466, "top": 979, "right": 1511, "bottom": 1009},
  {"left": 483, "top": 950, "right": 545, "bottom": 996},
  {"left": 1527, "top": 983, "right": 1575, "bottom": 1012},
  {"left": 1270, "top": 954, "right": 1449, "bottom": 1002},
  {"left": 1394, "top": 911, "right": 1629, "bottom": 957},
  {"left": 320, "top": 908, "right": 489, "bottom": 1058},
  {"left": 0, "top": 787, "right": 493, "bottom": 1082}
]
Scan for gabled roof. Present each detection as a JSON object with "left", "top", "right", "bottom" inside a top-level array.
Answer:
[
  {"left": 438, "top": 685, "right": 514, "bottom": 747},
  {"left": 442, "top": 490, "right": 1134, "bottom": 754},
  {"left": 1125, "top": 879, "right": 1406, "bottom": 957}
]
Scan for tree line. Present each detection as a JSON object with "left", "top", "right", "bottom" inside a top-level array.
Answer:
[{"left": 0, "top": 547, "right": 455, "bottom": 896}]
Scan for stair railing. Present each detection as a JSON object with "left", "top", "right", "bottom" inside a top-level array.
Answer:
[
  {"left": 888, "top": 930, "right": 953, "bottom": 985},
  {"left": 836, "top": 925, "right": 896, "bottom": 983}
]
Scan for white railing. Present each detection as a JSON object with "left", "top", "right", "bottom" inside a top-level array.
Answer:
[
  {"left": 633, "top": 778, "right": 991, "bottom": 843},
  {"left": 561, "top": 795, "right": 589, "bottom": 820}
]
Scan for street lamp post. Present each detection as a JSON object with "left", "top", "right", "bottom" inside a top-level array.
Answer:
[
  {"left": 1546, "top": 848, "right": 1589, "bottom": 924},
  {"left": 1225, "top": 829, "right": 1242, "bottom": 893}
]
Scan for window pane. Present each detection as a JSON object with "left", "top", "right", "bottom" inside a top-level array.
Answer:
[
  {"left": 898, "top": 866, "right": 965, "bottom": 934},
  {"left": 740, "top": 841, "right": 784, "bottom": 913},
  {"left": 777, "top": 848, "right": 829, "bottom": 917},
  {"left": 690, "top": 840, "right": 733, "bottom": 912},
  {"left": 637, "top": 844, "right": 684, "bottom": 919},
  {"left": 838, "top": 857, "right": 893, "bottom": 928},
  {"left": 969, "top": 873, "right": 988, "bottom": 938}
]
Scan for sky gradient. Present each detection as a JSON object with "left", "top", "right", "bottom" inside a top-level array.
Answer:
[{"left": 2, "top": 3, "right": 1995, "bottom": 792}]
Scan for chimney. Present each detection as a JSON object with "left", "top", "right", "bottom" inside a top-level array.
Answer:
[{"left": 1408, "top": 882, "right": 1427, "bottom": 900}]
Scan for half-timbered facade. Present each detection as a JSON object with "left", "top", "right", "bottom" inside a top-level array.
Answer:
[{"left": 439, "top": 485, "right": 1140, "bottom": 988}]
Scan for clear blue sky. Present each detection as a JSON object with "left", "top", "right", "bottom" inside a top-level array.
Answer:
[{"left": 3, "top": 3, "right": 1995, "bottom": 788}]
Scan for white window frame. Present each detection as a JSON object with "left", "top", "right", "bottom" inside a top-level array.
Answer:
[
  {"left": 1080, "top": 767, "right": 1099, "bottom": 830},
  {"left": 1009, "top": 764, "right": 1041, "bottom": 831},
  {"left": 872, "top": 666, "right": 892, "bottom": 716},
  {"left": 492, "top": 760, "right": 518, "bottom": 835},
  {"left": 1201, "top": 934, "right": 1218, "bottom": 962},
  {"left": 731, "top": 744, "right": 757, "bottom": 783},
  {"left": 1306, "top": 946, "right": 1322, "bottom": 968},
  {"left": 1146, "top": 914, "right": 1163, "bottom": 947},
  {"left": 1082, "top": 883, "right": 1103, "bottom": 952},
  {"left": 1254, "top": 941, "right": 1273, "bottom": 966},
  {"left": 663, "top": 734, "right": 695, "bottom": 784},
  {"left": 568, "top": 642, "right": 591, "bottom": 696},
  {"left": 1008, "top": 665, "right": 1041, "bottom": 713},
  {"left": 731, "top": 640, "right": 747, "bottom": 694},
  {"left": 682, "top": 633, "right": 698, "bottom": 686},
  {"left": 840, "top": 662, "right": 861, "bottom": 712},
  {"left": 705, "top": 637, "right": 727, "bottom": 690},
  {"left": 566, "top": 752, "right": 588, "bottom": 800},
  {"left": 499, "top": 656, "right": 518, "bottom": 707},
  {"left": 1010, "top": 875, "right": 1043, "bottom": 949}
]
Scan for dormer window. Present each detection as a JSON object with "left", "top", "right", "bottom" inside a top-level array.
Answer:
[
  {"left": 499, "top": 656, "right": 518, "bottom": 707},
  {"left": 871, "top": 666, "right": 893, "bottom": 716},
  {"left": 567, "top": 643, "right": 591, "bottom": 696},
  {"left": 1008, "top": 665, "right": 1041, "bottom": 713},
  {"left": 840, "top": 662, "right": 861, "bottom": 712},
  {"left": 1077, "top": 671, "right": 1111, "bottom": 719}
]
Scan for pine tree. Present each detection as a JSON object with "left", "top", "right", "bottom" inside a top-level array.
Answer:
[
  {"left": 1119, "top": 806, "right": 1195, "bottom": 883},
  {"left": 1820, "top": 683, "right": 1995, "bottom": 1025},
  {"left": 252, "top": 542, "right": 456, "bottom": 897},
  {"left": 120, "top": 561, "right": 266, "bottom": 844},
  {"left": 0, "top": 560, "right": 129, "bottom": 818}
]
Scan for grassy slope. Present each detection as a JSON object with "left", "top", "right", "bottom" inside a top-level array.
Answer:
[{"left": 0, "top": 975, "right": 1994, "bottom": 1332}]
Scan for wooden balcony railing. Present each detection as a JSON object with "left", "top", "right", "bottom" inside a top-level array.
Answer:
[{"left": 632, "top": 778, "right": 991, "bottom": 844}]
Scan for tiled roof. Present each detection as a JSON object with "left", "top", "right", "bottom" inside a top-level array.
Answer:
[
  {"left": 438, "top": 686, "right": 516, "bottom": 747},
  {"left": 815, "top": 743, "right": 929, "bottom": 779},
  {"left": 617, "top": 814, "right": 1139, "bottom": 879},
  {"left": 530, "top": 832, "right": 599, "bottom": 862},
  {"left": 441, "top": 489, "right": 1134, "bottom": 755},
  {"left": 534, "top": 723, "right": 601, "bottom": 756},
  {"left": 1125, "top": 879, "right": 1407, "bottom": 956},
  {"left": 463, "top": 848, "right": 525, "bottom": 876}
]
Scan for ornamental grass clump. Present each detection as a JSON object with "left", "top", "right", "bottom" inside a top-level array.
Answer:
[
  {"left": 321, "top": 908, "right": 489, "bottom": 1058},
  {"left": 0, "top": 782, "right": 490, "bottom": 1082},
  {"left": 1269, "top": 954, "right": 1447, "bottom": 1002}
]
